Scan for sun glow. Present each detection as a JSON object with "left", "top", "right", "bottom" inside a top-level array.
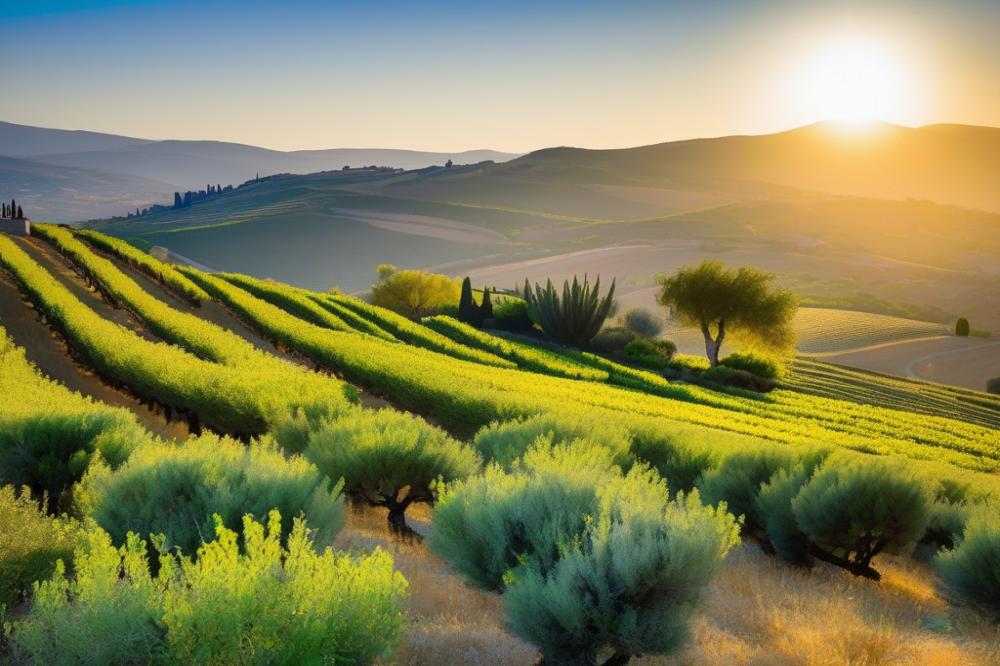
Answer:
[{"left": 789, "top": 35, "right": 916, "bottom": 124}]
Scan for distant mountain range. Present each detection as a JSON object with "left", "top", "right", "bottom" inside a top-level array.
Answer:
[{"left": 0, "top": 121, "right": 520, "bottom": 221}]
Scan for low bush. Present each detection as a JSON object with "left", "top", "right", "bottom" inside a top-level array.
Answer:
[
  {"left": 702, "top": 365, "right": 776, "bottom": 392},
  {"left": 755, "top": 464, "right": 817, "bottom": 564},
  {"left": 955, "top": 317, "right": 970, "bottom": 337},
  {"left": 936, "top": 504, "right": 1000, "bottom": 619},
  {"left": 472, "top": 412, "right": 632, "bottom": 469},
  {"left": 987, "top": 377, "right": 1000, "bottom": 395},
  {"left": 621, "top": 307, "right": 664, "bottom": 339},
  {"left": 7, "top": 511, "right": 408, "bottom": 664},
  {"left": 0, "top": 486, "right": 80, "bottom": 608},
  {"left": 792, "top": 458, "right": 933, "bottom": 579},
  {"left": 492, "top": 298, "right": 533, "bottom": 332},
  {"left": 720, "top": 352, "right": 784, "bottom": 380},
  {"left": 430, "top": 444, "right": 738, "bottom": 664},
  {"left": 698, "top": 447, "right": 793, "bottom": 533},
  {"left": 292, "top": 407, "right": 480, "bottom": 534},
  {"left": 624, "top": 338, "right": 677, "bottom": 369},
  {"left": 371, "top": 269, "right": 460, "bottom": 318},
  {"left": 77, "top": 435, "right": 345, "bottom": 554},
  {"left": 589, "top": 326, "right": 636, "bottom": 354}
]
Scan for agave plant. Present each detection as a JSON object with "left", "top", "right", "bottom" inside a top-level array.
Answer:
[{"left": 523, "top": 275, "right": 615, "bottom": 347}]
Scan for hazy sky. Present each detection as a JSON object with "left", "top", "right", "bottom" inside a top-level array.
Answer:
[{"left": 1, "top": 0, "right": 997, "bottom": 152}]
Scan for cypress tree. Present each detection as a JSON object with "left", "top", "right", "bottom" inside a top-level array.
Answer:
[
  {"left": 16, "top": 205, "right": 23, "bottom": 219},
  {"left": 174, "top": 192, "right": 183, "bottom": 208},
  {"left": 458, "top": 277, "right": 480, "bottom": 326},
  {"left": 955, "top": 318, "right": 970, "bottom": 337},
  {"left": 479, "top": 287, "right": 494, "bottom": 320}
]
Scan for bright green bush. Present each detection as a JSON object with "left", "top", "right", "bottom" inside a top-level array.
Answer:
[
  {"left": 492, "top": 297, "right": 533, "bottom": 332},
  {"left": 589, "top": 326, "right": 636, "bottom": 354},
  {"left": 792, "top": 459, "right": 933, "bottom": 579},
  {"left": 624, "top": 338, "right": 677, "bottom": 369},
  {"left": 0, "top": 486, "right": 80, "bottom": 608},
  {"left": 371, "top": 268, "right": 460, "bottom": 318},
  {"left": 472, "top": 412, "right": 631, "bottom": 469},
  {"left": 720, "top": 352, "right": 784, "bottom": 380},
  {"left": 0, "top": 326, "right": 147, "bottom": 512},
  {"left": 8, "top": 512, "right": 408, "bottom": 665},
  {"left": 431, "top": 444, "right": 738, "bottom": 664},
  {"left": 293, "top": 407, "right": 480, "bottom": 534},
  {"left": 935, "top": 504, "right": 1000, "bottom": 619},
  {"left": 78, "top": 436, "right": 345, "bottom": 554}
]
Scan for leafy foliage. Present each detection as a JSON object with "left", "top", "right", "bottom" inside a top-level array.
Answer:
[
  {"left": 720, "top": 352, "right": 784, "bottom": 380},
  {"left": 955, "top": 317, "right": 970, "bottom": 337},
  {"left": 0, "top": 326, "right": 145, "bottom": 512},
  {"left": 77, "top": 436, "right": 345, "bottom": 554},
  {"left": 621, "top": 306, "right": 664, "bottom": 338},
  {"left": 472, "top": 412, "right": 632, "bottom": 469},
  {"left": 431, "top": 444, "right": 739, "bottom": 664},
  {"left": 624, "top": 338, "right": 676, "bottom": 369},
  {"left": 7, "top": 512, "right": 408, "bottom": 665},
  {"left": 371, "top": 268, "right": 460, "bottom": 318},
  {"left": 290, "top": 407, "right": 481, "bottom": 533},
  {"left": 657, "top": 260, "right": 796, "bottom": 366},
  {"left": 522, "top": 275, "right": 616, "bottom": 346},
  {"left": 936, "top": 504, "right": 1000, "bottom": 619},
  {"left": 792, "top": 459, "right": 933, "bottom": 578},
  {"left": 0, "top": 486, "right": 80, "bottom": 608}
]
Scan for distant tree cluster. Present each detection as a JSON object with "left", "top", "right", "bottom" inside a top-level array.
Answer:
[
  {"left": 340, "top": 165, "right": 402, "bottom": 172},
  {"left": 1, "top": 198, "right": 25, "bottom": 220},
  {"left": 173, "top": 183, "right": 233, "bottom": 210}
]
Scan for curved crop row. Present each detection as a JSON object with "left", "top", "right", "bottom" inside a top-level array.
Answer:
[
  {"left": 74, "top": 228, "right": 209, "bottom": 305},
  {"left": 422, "top": 315, "right": 608, "bottom": 381},
  {"left": 0, "top": 235, "right": 351, "bottom": 436},
  {"left": 178, "top": 266, "right": 1000, "bottom": 473}
]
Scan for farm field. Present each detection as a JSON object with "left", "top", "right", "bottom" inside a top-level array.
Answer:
[{"left": 2, "top": 226, "right": 999, "bottom": 665}]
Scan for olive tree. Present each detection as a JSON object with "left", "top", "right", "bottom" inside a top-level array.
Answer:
[
  {"left": 430, "top": 442, "right": 739, "bottom": 665},
  {"left": 298, "top": 407, "right": 481, "bottom": 535},
  {"left": 656, "top": 261, "right": 796, "bottom": 366}
]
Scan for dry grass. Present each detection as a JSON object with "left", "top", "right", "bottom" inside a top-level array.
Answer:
[{"left": 335, "top": 505, "right": 1000, "bottom": 666}]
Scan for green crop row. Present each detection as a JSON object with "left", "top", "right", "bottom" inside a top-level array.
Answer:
[
  {"left": 0, "top": 235, "right": 351, "bottom": 437},
  {"left": 422, "top": 315, "right": 608, "bottom": 381},
  {"left": 177, "top": 265, "right": 1000, "bottom": 473},
  {"left": 318, "top": 291, "right": 517, "bottom": 368},
  {"left": 73, "top": 228, "right": 209, "bottom": 304}
]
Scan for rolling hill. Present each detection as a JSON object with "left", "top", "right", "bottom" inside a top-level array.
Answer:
[{"left": 0, "top": 120, "right": 519, "bottom": 221}]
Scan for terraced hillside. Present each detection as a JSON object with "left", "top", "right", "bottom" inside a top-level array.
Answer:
[{"left": 2, "top": 226, "right": 1000, "bottom": 664}]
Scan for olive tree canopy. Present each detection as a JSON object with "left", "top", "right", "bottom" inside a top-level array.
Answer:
[{"left": 656, "top": 260, "right": 796, "bottom": 366}]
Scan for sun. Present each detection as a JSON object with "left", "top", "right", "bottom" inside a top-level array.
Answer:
[{"left": 790, "top": 35, "right": 914, "bottom": 124}]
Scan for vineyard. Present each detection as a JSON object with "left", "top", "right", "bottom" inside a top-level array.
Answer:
[
  {"left": 794, "top": 307, "right": 947, "bottom": 354},
  {"left": 1, "top": 225, "right": 999, "bottom": 664}
]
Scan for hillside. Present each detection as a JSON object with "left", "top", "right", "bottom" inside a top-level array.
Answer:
[
  {"left": 2, "top": 226, "right": 1000, "bottom": 664},
  {"left": 0, "top": 120, "right": 519, "bottom": 221},
  {"left": 354, "top": 121, "right": 1000, "bottom": 214}
]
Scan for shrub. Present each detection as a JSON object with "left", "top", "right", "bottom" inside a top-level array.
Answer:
[
  {"left": 472, "top": 412, "right": 632, "bottom": 469},
  {"left": 792, "top": 459, "right": 933, "bottom": 579},
  {"left": 702, "top": 365, "right": 776, "bottom": 392},
  {"left": 8, "top": 512, "right": 409, "bottom": 664},
  {"left": 0, "top": 486, "right": 80, "bottom": 608},
  {"left": 0, "top": 410, "right": 144, "bottom": 514},
  {"left": 295, "top": 407, "right": 481, "bottom": 535},
  {"left": 935, "top": 504, "right": 1000, "bottom": 619},
  {"left": 523, "top": 275, "right": 616, "bottom": 346},
  {"left": 77, "top": 435, "right": 345, "bottom": 554},
  {"left": 431, "top": 444, "right": 738, "bottom": 664},
  {"left": 923, "top": 500, "right": 971, "bottom": 550},
  {"left": 755, "top": 458, "right": 829, "bottom": 565},
  {"left": 987, "top": 377, "right": 1000, "bottom": 395},
  {"left": 627, "top": 425, "right": 720, "bottom": 495},
  {"left": 720, "top": 352, "right": 784, "bottom": 380},
  {"left": 589, "top": 326, "right": 636, "bottom": 354},
  {"left": 492, "top": 298, "right": 534, "bottom": 332},
  {"left": 371, "top": 269, "right": 460, "bottom": 318},
  {"left": 624, "top": 338, "right": 677, "bottom": 369},
  {"left": 955, "top": 317, "right": 970, "bottom": 337},
  {"left": 621, "top": 307, "right": 664, "bottom": 339},
  {"left": 697, "top": 446, "right": 804, "bottom": 534}
]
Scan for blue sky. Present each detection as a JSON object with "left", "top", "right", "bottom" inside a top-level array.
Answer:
[{"left": 0, "top": 1, "right": 997, "bottom": 151}]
